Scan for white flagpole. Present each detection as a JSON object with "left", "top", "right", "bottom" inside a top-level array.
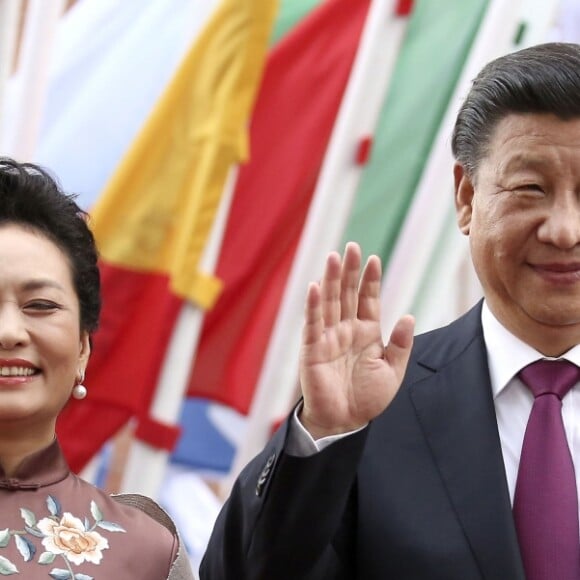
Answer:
[
  {"left": 379, "top": 0, "right": 526, "bottom": 337},
  {"left": 0, "top": 0, "right": 22, "bottom": 143},
  {"left": 1, "top": 0, "right": 66, "bottom": 159},
  {"left": 120, "top": 167, "right": 239, "bottom": 498},
  {"left": 227, "top": 0, "right": 411, "bottom": 487}
]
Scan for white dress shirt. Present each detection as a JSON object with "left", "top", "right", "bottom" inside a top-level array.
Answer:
[
  {"left": 481, "top": 302, "right": 580, "bottom": 506},
  {"left": 289, "top": 301, "right": 580, "bottom": 514}
]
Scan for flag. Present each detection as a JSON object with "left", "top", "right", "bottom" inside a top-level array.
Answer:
[
  {"left": 56, "top": 0, "right": 277, "bottom": 473},
  {"left": 341, "top": 0, "right": 489, "bottom": 263},
  {"left": 377, "top": 0, "right": 525, "bottom": 336}
]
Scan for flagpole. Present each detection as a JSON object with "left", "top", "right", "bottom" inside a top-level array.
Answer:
[
  {"left": 0, "top": 0, "right": 22, "bottom": 146},
  {"left": 226, "top": 0, "right": 412, "bottom": 488},
  {"left": 120, "top": 167, "right": 239, "bottom": 498},
  {"left": 1, "top": 0, "right": 66, "bottom": 159},
  {"left": 379, "top": 0, "right": 526, "bottom": 337}
]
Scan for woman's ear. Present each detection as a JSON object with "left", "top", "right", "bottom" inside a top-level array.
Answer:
[
  {"left": 454, "top": 162, "right": 474, "bottom": 236},
  {"left": 79, "top": 331, "right": 91, "bottom": 371}
]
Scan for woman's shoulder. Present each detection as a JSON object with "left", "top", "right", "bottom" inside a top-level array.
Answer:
[
  {"left": 69, "top": 476, "right": 196, "bottom": 579},
  {"left": 110, "top": 492, "right": 177, "bottom": 534}
]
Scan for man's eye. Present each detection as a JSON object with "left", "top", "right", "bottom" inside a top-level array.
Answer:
[{"left": 516, "top": 183, "right": 543, "bottom": 192}]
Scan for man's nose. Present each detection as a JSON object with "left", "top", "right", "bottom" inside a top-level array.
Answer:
[
  {"left": 537, "top": 196, "right": 580, "bottom": 249},
  {"left": 0, "top": 305, "right": 29, "bottom": 350}
]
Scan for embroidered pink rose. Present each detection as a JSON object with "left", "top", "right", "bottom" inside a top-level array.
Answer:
[{"left": 37, "top": 512, "right": 109, "bottom": 565}]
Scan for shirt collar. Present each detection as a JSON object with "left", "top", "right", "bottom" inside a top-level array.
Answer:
[{"left": 481, "top": 301, "right": 580, "bottom": 399}]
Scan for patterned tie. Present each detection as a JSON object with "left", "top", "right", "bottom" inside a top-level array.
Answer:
[{"left": 513, "top": 359, "right": 580, "bottom": 580}]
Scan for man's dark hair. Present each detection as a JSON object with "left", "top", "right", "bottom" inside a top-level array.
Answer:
[
  {"left": 452, "top": 42, "right": 580, "bottom": 177},
  {"left": 0, "top": 157, "right": 100, "bottom": 333}
]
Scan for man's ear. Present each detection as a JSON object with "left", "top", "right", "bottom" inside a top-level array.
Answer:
[{"left": 454, "top": 162, "right": 474, "bottom": 236}]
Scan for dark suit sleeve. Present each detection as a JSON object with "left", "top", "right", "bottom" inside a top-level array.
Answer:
[{"left": 199, "top": 419, "right": 368, "bottom": 580}]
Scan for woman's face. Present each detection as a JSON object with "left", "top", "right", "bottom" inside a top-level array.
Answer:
[{"left": 0, "top": 224, "right": 90, "bottom": 437}]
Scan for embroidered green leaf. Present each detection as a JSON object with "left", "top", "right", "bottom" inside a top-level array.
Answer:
[
  {"left": 38, "top": 551, "right": 56, "bottom": 565},
  {"left": 0, "top": 530, "right": 9, "bottom": 548},
  {"left": 0, "top": 555, "right": 18, "bottom": 575},
  {"left": 49, "top": 569, "right": 71, "bottom": 579},
  {"left": 90, "top": 501, "right": 103, "bottom": 523},
  {"left": 19, "top": 508, "right": 36, "bottom": 527},
  {"left": 74, "top": 574, "right": 94, "bottom": 580},
  {"left": 25, "top": 525, "right": 43, "bottom": 538},
  {"left": 46, "top": 495, "right": 61, "bottom": 517},
  {"left": 14, "top": 534, "right": 36, "bottom": 562},
  {"left": 97, "top": 521, "right": 126, "bottom": 533}
]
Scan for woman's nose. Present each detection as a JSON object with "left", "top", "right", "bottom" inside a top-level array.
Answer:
[{"left": 0, "top": 305, "right": 28, "bottom": 350}]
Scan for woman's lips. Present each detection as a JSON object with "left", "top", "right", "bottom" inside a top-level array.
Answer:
[{"left": 0, "top": 359, "right": 39, "bottom": 386}]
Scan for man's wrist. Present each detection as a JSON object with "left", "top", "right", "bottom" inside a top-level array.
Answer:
[{"left": 299, "top": 408, "right": 367, "bottom": 440}]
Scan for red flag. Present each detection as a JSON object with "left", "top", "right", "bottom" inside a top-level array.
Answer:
[{"left": 188, "top": 0, "right": 371, "bottom": 413}]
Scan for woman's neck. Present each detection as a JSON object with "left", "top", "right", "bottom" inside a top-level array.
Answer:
[{"left": 0, "top": 425, "right": 55, "bottom": 477}]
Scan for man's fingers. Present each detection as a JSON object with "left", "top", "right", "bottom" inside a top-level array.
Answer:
[
  {"left": 340, "top": 242, "right": 362, "bottom": 321},
  {"left": 308, "top": 243, "right": 377, "bottom": 339},
  {"left": 357, "top": 254, "right": 382, "bottom": 321},
  {"left": 303, "top": 282, "right": 324, "bottom": 346},
  {"left": 320, "top": 251, "right": 342, "bottom": 327}
]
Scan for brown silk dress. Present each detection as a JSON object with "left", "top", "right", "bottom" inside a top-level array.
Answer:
[{"left": 0, "top": 440, "right": 195, "bottom": 579}]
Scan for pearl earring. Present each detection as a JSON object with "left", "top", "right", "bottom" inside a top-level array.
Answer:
[{"left": 73, "top": 371, "right": 87, "bottom": 400}]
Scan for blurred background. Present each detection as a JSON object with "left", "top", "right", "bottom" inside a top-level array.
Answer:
[{"left": 0, "top": 0, "right": 578, "bottom": 572}]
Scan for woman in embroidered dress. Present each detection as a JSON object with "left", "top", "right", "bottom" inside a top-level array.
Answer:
[{"left": 0, "top": 158, "right": 196, "bottom": 580}]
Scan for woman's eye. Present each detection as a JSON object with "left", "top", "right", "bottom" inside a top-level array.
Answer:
[{"left": 24, "top": 301, "right": 60, "bottom": 311}]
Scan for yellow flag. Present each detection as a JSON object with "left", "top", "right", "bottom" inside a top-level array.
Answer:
[{"left": 90, "top": 0, "right": 278, "bottom": 308}]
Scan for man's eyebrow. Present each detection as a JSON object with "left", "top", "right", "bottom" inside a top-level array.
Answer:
[{"left": 500, "top": 153, "right": 553, "bottom": 171}]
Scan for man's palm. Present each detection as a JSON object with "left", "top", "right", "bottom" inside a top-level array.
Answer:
[{"left": 299, "top": 243, "right": 414, "bottom": 439}]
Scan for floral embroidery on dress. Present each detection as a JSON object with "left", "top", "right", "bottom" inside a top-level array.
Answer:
[{"left": 0, "top": 495, "right": 126, "bottom": 578}]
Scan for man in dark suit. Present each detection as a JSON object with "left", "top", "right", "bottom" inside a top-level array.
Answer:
[{"left": 200, "top": 42, "right": 580, "bottom": 580}]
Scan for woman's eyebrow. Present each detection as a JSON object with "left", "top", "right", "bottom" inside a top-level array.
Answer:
[{"left": 19, "top": 279, "right": 65, "bottom": 292}]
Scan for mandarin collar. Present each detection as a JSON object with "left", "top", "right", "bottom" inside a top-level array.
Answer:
[{"left": 0, "top": 439, "right": 70, "bottom": 491}]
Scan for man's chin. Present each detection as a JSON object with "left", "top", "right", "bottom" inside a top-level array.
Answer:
[{"left": 525, "top": 305, "right": 580, "bottom": 333}]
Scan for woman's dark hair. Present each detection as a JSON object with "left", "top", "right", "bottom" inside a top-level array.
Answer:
[
  {"left": 452, "top": 42, "right": 580, "bottom": 177},
  {"left": 0, "top": 157, "right": 100, "bottom": 333}
]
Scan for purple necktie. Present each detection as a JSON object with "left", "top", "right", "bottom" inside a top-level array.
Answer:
[{"left": 513, "top": 359, "right": 580, "bottom": 580}]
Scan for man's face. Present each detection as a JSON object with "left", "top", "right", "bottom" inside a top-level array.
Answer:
[{"left": 455, "top": 113, "right": 580, "bottom": 356}]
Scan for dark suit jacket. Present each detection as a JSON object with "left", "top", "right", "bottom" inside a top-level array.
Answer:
[{"left": 200, "top": 302, "right": 526, "bottom": 579}]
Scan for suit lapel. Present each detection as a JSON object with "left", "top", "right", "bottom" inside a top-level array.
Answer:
[{"left": 409, "top": 306, "right": 525, "bottom": 580}]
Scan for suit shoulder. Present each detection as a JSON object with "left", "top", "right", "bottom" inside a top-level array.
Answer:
[{"left": 405, "top": 302, "right": 485, "bottom": 378}]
